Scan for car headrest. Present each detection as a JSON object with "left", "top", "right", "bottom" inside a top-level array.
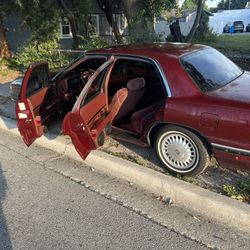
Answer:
[{"left": 127, "top": 77, "right": 145, "bottom": 91}]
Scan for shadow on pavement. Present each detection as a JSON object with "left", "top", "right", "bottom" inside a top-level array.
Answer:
[{"left": 0, "top": 164, "right": 12, "bottom": 250}]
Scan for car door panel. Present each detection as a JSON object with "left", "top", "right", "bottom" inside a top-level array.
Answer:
[
  {"left": 81, "top": 93, "right": 111, "bottom": 142},
  {"left": 79, "top": 93, "right": 106, "bottom": 123},
  {"left": 29, "top": 86, "right": 49, "bottom": 114},
  {"left": 16, "top": 62, "right": 52, "bottom": 146},
  {"left": 16, "top": 98, "right": 44, "bottom": 146},
  {"left": 64, "top": 102, "right": 111, "bottom": 159},
  {"left": 63, "top": 59, "right": 115, "bottom": 159}
]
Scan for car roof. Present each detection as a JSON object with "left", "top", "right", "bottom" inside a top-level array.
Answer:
[{"left": 86, "top": 42, "right": 209, "bottom": 60}]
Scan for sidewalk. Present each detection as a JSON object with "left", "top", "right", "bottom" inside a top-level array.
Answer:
[{"left": 0, "top": 82, "right": 16, "bottom": 119}]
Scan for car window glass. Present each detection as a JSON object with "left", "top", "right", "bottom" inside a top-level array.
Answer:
[
  {"left": 110, "top": 58, "right": 161, "bottom": 85},
  {"left": 75, "top": 58, "right": 106, "bottom": 71},
  {"left": 83, "top": 65, "right": 110, "bottom": 105},
  {"left": 52, "top": 56, "right": 107, "bottom": 82},
  {"left": 181, "top": 48, "right": 243, "bottom": 92},
  {"left": 26, "top": 65, "right": 49, "bottom": 96}
]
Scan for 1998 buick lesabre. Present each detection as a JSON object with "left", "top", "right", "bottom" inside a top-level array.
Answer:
[{"left": 15, "top": 43, "right": 250, "bottom": 176}]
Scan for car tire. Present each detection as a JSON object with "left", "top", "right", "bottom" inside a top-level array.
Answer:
[{"left": 155, "top": 125, "right": 210, "bottom": 176}]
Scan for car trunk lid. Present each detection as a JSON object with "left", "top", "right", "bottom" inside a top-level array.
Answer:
[{"left": 206, "top": 71, "right": 250, "bottom": 105}]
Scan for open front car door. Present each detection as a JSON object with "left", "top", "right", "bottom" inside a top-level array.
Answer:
[
  {"left": 16, "top": 62, "right": 57, "bottom": 146},
  {"left": 63, "top": 58, "right": 115, "bottom": 159}
]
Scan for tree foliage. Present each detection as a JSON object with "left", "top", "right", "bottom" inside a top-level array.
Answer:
[
  {"left": 216, "top": 0, "right": 248, "bottom": 10},
  {"left": 0, "top": 0, "right": 16, "bottom": 58},
  {"left": 1, "top": 0, "right": 90, "bottom": 51},
  {"left": 122, "top": 0, "right": 176, "bottom": 42},
  {"left": 16, "top": 0, "right": 60, "bottom": 42},
  {"left": 57, "top": 0, "right": 90, "bottom": 48},
  {"left": 182, "top": 0, "right": 197, "bottom": 10},
  {"left": 0, "top": 0, "right": 211, "bottom": 58},
  {"left": 95, "top": 0, "right": 176, "bottom": 43}
]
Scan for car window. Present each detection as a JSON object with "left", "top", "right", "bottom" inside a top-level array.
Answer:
[
  {"left": 181, "top": 48, "right": 243, "bottom": 92},
  {"left": 83, "top": 65, "right": 110, "bottom": 105},
  {"left": 26, "top": 65, "right": 49, "bottom": 96},
  {"left": 74, "top": 58, "right": 106, "bottom": 72},
  {"left": 52, "top": 56, "right": 106, "bottom": 82}
]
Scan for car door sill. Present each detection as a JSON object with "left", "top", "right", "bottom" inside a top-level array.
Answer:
[{"left": 111, "top": 126, "right": 149, "bottom": 147}]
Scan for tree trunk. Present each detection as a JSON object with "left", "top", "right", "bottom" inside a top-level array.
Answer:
[
  {"left": 68, "top": 16, "right": 79, "bottom": 48},
  {"left": 185, "top": 0, "right": 204, "bottom": 43},
  {"left": 0, "top": 17, "right": 11, "bottom": 58},
  {"left": 169, "top": 19, "right": 183, "bottom": 42},
  {"left": 122, "top": 0, "right": 155, "bottom": 42},
  {"left": 97, "top": 0, "right": 123, "bottom": 44},
  {"left": 121, "top": 0, "right": 138, "bottom": 25},
  {"left": 112, "top": 20, "right": 123, "bottom": 44}
]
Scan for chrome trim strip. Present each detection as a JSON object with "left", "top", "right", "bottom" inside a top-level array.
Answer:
[
  {"left": 146, "top": 122, "right": 164, "bottom": 145},
  {"left": 212, "top": 143, "right": 250, "bottom": 157},
  {"left": 152, "top": 59, "right": 172, "bottom": 97}
]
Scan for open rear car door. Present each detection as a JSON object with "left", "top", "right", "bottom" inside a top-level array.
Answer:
[
  {"left": 63, "top": 58, "right": 115, "bottom": 159},
  {"left": 16, "top": 62, "right": 56, "bottom": 146}
]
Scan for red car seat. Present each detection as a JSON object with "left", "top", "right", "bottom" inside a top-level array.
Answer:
[{"left": 110, "top": 77, "right": 145, "bottom": 121}]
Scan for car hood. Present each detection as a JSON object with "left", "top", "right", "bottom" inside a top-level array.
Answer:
[
  {"left": 206, "top": 71, "right": 250, "bottom": 105},
  {"left": 10, "top": 77, "right": 23, "bottom": 86}
]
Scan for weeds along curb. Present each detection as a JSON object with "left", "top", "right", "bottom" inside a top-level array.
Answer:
[{"left": 0, "top": 115, "right": 250, "bottom": 234}]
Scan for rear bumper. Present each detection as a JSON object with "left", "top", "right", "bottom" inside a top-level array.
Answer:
[{"left": 234, "top": 27, "right": 244, "bottom": 32}]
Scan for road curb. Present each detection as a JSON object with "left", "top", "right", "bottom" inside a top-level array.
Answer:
[{"left": 0, "top": 115, "right": 249, "bottom": 234}]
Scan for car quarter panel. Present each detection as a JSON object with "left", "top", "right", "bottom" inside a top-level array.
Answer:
[{"left": 163, "top": 96, "right": 250, "bottom": 171}]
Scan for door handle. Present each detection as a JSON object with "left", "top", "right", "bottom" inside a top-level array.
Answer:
[
  {"left": 25, "top": 119, "right": 32, "bottom": 124},
  {"left": 76, "top": 123, "right": 85, "bottom": 131}
]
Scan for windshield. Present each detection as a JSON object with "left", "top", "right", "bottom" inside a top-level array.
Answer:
[
  {"left": 181, "top": 48, "right": 243, "bottom": 92},
  {"left": 51, "top": 54, "right": 85, "bottom": 81},
  {"left": 234, "top": 21, "right": 243, "bottom": 25}
]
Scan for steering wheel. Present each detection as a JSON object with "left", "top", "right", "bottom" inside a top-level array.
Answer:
[{"left": 81, "top": 68, "right": 95, "bottom": 83}]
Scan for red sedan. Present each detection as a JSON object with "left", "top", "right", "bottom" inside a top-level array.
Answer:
[{"left": 15, "top": 43, "right": 250, "bottom": 176}]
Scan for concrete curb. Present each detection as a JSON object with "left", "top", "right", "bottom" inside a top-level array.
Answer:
[{"left": 0, "top": 115, "right": 249, "bottom": 234}]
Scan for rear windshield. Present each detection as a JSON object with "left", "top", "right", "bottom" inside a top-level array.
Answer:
[{"left": 181, "top": 48, "right": 243, "bottom": 92}]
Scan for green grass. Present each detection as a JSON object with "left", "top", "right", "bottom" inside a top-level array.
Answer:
[
  {"left": 176, "top": 175, "right": 200, "bottom": 186},
  {"left": 223, "top": 180, "right": 250, "bottom": 203},
  {"left": 0, "top": 60, "right": 22, "bottom": 83},
  {"left": 101, "top": 149, "right": 145, "bottom": 166},
  {"left": 203, "top": 35, "right": 250, "bottom": 55}
]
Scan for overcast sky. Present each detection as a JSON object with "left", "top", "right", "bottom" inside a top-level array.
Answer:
[{"left": 179, "top": 0, "right": 220, "bottom": 8}]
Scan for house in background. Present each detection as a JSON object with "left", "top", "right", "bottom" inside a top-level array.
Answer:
[
  {"left": 155, "top": 9, "right": 197, "bottom": 40},
  {"left": 4, "top": 0, "right": 128, "bottom": 52}
]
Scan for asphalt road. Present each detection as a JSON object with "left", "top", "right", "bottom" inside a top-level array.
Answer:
[{"left": 0, "top": 129, "right": 249, "bottom": 249}]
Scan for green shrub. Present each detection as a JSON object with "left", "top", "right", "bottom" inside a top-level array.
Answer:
[
  {"left": 11, "top": 40, "right": 71, "bottom": 70},
  {"left": 193, "top": 29, "right": 218, "bottom": 43},
  {"left": 79, "top": 37, "right": 109, "bottom": 51},
  {"left": 11, "top": 37, "right": 109, "bottom": 71}
]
